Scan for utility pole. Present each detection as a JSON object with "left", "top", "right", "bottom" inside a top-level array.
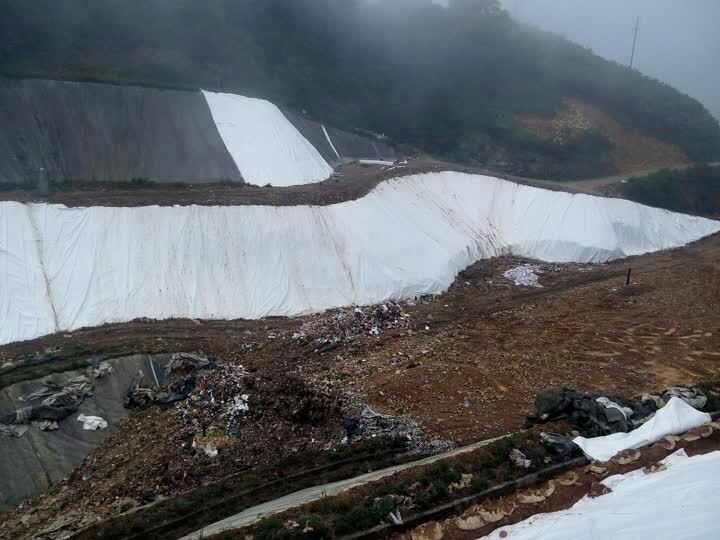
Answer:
[{"left": 629, "top": 16, "right": 640, "bottom": 69}]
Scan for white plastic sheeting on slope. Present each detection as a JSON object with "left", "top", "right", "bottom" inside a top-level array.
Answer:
[
  {"left": 482, "top": 449, "right": 720, "bottom": 540},
  {"left": 1, "top": 172, "right": 719, "bottom": 345},
  {"left": 202, "top": 91, "right": 333, "bottom": 186},
  {"left": 0, "top": 203, "right": 56, "bottom": 344},
  {"left": 573, "top": 397, "right": 711, "bottom": 462}
]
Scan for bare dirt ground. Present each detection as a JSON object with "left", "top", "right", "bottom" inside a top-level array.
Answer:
[
  {"left": 518, "top": 97, "right": 690, "bottom": 174},
  {"left": 0, "top": 161, "right": 452, "bottom": 208},
  {"left": 0, "top": 157, "right": 689, "bottom": 209}
]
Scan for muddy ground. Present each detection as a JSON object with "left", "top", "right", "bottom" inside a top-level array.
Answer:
[{"left": 1, "top": 233, "right": 719, "bottom": 538}]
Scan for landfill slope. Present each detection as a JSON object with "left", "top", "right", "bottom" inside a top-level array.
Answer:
[
  {"left": 0, "top": 78, "right": 397, "bottom": 188},
  {"left": 201, "top": 91, "right": 334, "bottom": 186},
  {"left": 0, "top": 354, "right": 167, "bottom": 511},
  {"left": 281, "top": 108, "right": 396, "bottom": 167},
  {"left": 0, "top": 202, "right": 57, "bottom": 345},
  {"left": 1, "top": 171, "right": 717, "bottom": 346},
  {"left": 0, "top": 78, "right": 243, "bottom": 185}
]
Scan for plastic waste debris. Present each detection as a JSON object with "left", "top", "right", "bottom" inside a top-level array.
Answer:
[{"left": 77, "top": 414, "right": 108, "bottom": 431}]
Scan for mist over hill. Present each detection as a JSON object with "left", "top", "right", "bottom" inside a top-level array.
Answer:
[{"left": 2, "top": 0, "right": 718, "bottom": 178}]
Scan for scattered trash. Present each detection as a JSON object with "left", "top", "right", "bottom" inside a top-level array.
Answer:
[
  {"left": 166, "top": 352, "right": 216, "bottom": 374},
  {"left": 124, "top": 354, "right": 216, "bottom": 409},
  {"left": 361, "top": 406, "right": 388, "bottom": 419},
  {"left": 503, "top": 264, "right": 543, "bottom": 287},
  {"left": 642, "top": 385, "right": 709, "bottom": 411},
  {"left": 77, "top": 414, "right": 108, "bottom": 431},
  {"left": 510, "top": 448, "right": 533, "bottom": 469},
  {"left": 199, "top": 440, "right": 218, "bottom": 458},
  {"left": 124, "top": 372, "right": 198, "bottom": 408},
  {"left": 449, "top": 473, "right": 474, "bottom": 493},
  {"left": 662, "top": 386, "right": 707, "bottom": 409},
  {"left": 540, "top": 432, "right": 581, "bottom": 457},
  {"left": 595, "top": 397, "right": 634, "bottom": 419},
  {"left": 88, "top": 360, "right": 114, "bottom": 379},
  {"left": 295, "top": 302, "right": 411, "bottom": 346},
  {"left": 529, "top": 387, "right": 658, "bottom": 436},
  {"left": 32, "top": 420, "right": 59, "bottom": 431},
  {"left": 0, "top": 424, "right": 28, "bottom": 437},
  {"left": 387, "top": 509, "right": 403, "bottom": 525},
  {"left": 0, "top": 375, "right": 96, "bottom": 437}
]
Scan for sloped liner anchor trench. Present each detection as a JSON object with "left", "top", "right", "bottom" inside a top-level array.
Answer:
[{"left": 0, "top": 171, "right": 718, "bottom": 346}]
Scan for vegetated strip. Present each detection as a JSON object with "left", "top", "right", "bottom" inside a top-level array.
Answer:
[
  {"left": 341, "top": 457, "right": 588, "bottom": 540},
  {"left": 219, "top": 433, "right": 570, "bottom": 539}
]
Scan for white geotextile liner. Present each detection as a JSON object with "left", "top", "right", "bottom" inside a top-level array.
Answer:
[
  {"left": 202, "top": 90, "right": 333, "bottom": 186},
  {"left": 573, "top": 397, "right": 711, "bottom": 462},
  {"left": 482, "top": 449, "right": 720, "bottom": 540},
  {"left": 0, "top": 203, "right": 57, "bottom": 344},
  {"left": 1, "top": 172, "right": 719, "bottom": 345}
]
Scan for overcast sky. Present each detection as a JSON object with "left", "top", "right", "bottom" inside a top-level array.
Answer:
[{"left": 498, "top": 0, "right": 720, "bottom": 120}]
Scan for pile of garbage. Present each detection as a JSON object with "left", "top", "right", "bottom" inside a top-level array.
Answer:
[
  {"left": 174, "top": 361, "right": 250, "bottom": 438},
  {"left": 527, "top": 387, "right": 658, "bottom": 436},
  {"left": 124, "top": 353, "right": 216, "bottom": 408},
  {"left": 528, "top": 384, "right": 716, "bottom": 457},
  {"left": 293, "top": 302, "right": 411, "bottom": 345},
  {"left": 0, "top": 359, "right": 114, "bottom": 437},
  {"left": 341, "top": 402, "right": 452, "bottom": 455}
]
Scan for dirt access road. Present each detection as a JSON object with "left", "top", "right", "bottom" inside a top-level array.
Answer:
[
  {"left": 531, "top": 161, "right": 720, "bottom": 196},
  {"left": 0, "top": 159, "right": 703, "bottom": 208}
]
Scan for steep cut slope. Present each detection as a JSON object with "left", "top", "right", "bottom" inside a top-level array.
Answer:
[
  {"left": 0, "top": 172, "right": 717, "bottom": 346},
  {"left": 281, "top": 109, "right": 396, "bottom": 168},
  {"left": 0, "top": 78, "right": 396, "bottom": 187},
  {"left": 0, "top": 78, "right": 242, "bottom": 185}
]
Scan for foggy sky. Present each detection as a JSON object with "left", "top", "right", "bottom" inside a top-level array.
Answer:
[
  {"left": 433, "top": 0, "right": 720, "bottom": 120},
  {"left": 503, "top": 0, "right": 720, "bottom": 120}
]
